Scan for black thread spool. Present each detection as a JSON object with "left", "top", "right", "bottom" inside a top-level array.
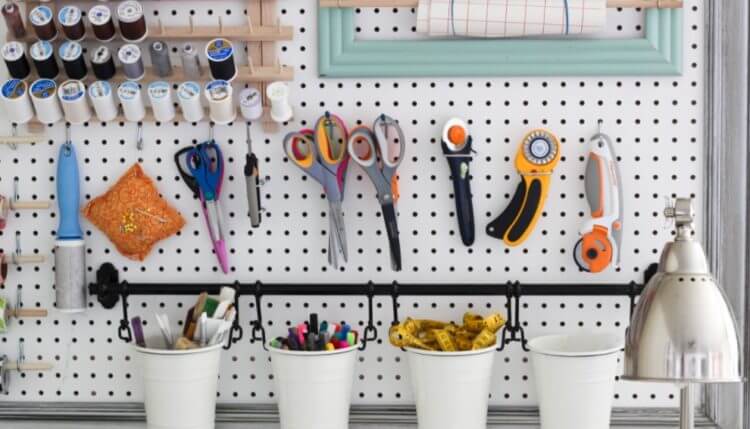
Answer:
[
  {"left": 91, "top": 46, "right": 116, "bottom": 81},
  {"left": 88, "top": 4, "right": 116, "bottom": 42},
  {"left": 205, "top": 38, "right": 237, "bottom": 82},
  {"left": 59, "top": 41, "right": 87, "bottom": 80},
  {"left": 29, "top": 5, "right": 57, "bottom": 41},
  {"left": 30, "top": 40, "right": 58, "bottom": 79},
  {"left": 2, "top": 2, "right": 26, "bottom": 39},
  {"left": 57, "top": 5, "right": 85, "bottom": 41},
  {"left": 2, "top": 41, "right": 30, "bottom": 79},
  {"left": 117, "top": 1, "right": 147, "bottom": 43}
]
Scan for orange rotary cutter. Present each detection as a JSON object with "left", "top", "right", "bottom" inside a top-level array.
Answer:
[{"left": 486, "top": 129, "right": 560, "bottom": 246}]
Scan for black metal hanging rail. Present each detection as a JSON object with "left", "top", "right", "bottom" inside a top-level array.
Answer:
[{"left": 88, "top": 262, "right": 658, "bottom": 351}]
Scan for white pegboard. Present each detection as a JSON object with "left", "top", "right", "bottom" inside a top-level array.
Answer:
[{"left": 0, "top": 0, "right": 704, "bottom": 411}]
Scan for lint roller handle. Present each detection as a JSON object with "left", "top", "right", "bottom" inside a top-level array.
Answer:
[
  {"left": 244, "top": 152, "right": 262, "bottom": 227},
  {"left": 442, "top": 141, "right": 475, "bottom": 246},
  {"left": 486, "top": 174, "right": 550, "bottom": 246},
  {"left": 56, "top": 144, "right": 83, "bottom": 240}
]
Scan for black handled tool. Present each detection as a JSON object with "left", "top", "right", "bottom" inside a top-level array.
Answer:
[
  {"left": 244, "top": 122, "right": 262, "bottom": 227},
  {"left": 441, "top": 118, "right": 475, "bottom": 246}
]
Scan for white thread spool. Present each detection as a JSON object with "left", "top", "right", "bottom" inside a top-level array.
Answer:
[
  {"left": 239, "top": 87, "right": 263, "bottom": 121},
  {"left": 177, "top": 81, "right": 203, "bottom": 123},
  {"left": 88, "top": 80, "right": 118, "bottom": 122},
  {"left": 117, "top": 81, "right": 145, "bottom": 122},
  {"left": 1, "top": 79, "right": 34, "bottom": 124},
  {"left": 147, "top": 81, "right": 174, "bottom": 123},
  {"left": 266, "top": 82, "right": 293, "bottom": 123},
  {"left": 204, "top": 80, "right": 235, "bottom": 125},
  {"left": 57, "top": 79, "right": 90, "bottom": 124},
  {"left": 29, "top": 78, "right": 63, "bottom": 124}
]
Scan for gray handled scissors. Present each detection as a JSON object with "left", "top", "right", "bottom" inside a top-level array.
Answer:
[{"left": 348, "top": 114, "right": 405, "bottom": 271}]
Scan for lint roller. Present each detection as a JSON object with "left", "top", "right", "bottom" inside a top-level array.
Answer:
[
  {"left": 58, "top": 80, "right": 91, "bottom": 124},
  {"left": 30, "top": 40, "right": 58, "bottom": 79},
  {"left": 30, "top": 79, "right": 63, "bottom": 125},
  {"left": 441, "top": 118, "right": 475, "bottom": 246},
  {"left": 29, "top": 5, "right": 57, "bottom": 41},
  {"left": 55, "top": 128, "right": 86, "bottom": 313},
  {"left": 148, "top": 81, "right": 175, "bottom": 122},
  {"left": 573, "top": 128, "right": 623, "bottom": 273},
  {"left": 0, "top": 295, "right": 48, "bottom": 333},
  {"left": 239, "top": 87, "right": 263, "bottom": 121},
  {"left": 486, "top": 129, "right": 560, "bottom": 246},
  {"left": 117, "top": 81, "right": 146, "bottom": 122},
  {"left": 88, "top": 81, "right": 119, "bottom": 122},
  {"left": 267, "top": 82, "right": 293, "bottom": 123},
  {"left": 177, "top": 81, "right": 203, "bottom": 123},
  {"left": 0, "top": 79, "right": 34, "bottom": 125},
  {"left": 205, "top": 38, "right": 237, "bottom": 81},
  {"left": 2, "top": 41, "right": 30, "bottom": 80},
  {"left": 205, "top": 80, "right": 235, "bottom": 124}
]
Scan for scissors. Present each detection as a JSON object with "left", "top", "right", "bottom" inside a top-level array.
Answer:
[
  {"left": 348, "top": 114, "right": 405, "bottom": 271},
  {"left": 174, "top": 141, "right": 229, "bottom": 273},
  {"left": 283, "top": 112, "right": 350, "bottom": 268}
]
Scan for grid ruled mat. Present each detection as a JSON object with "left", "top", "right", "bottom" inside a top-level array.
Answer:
[{"left": 0, "top": 0, "right": 702, "bottom": 410}]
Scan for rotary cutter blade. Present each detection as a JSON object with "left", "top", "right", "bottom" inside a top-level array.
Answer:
[
  {"left": 573, "top": 131, "right": 623, "bottom": 273},
  {"left": 486, "top": 129, "right": 560, "bottom": 247}
]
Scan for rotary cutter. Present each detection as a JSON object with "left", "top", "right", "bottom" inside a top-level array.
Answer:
[
  {"left": 486, "top": 129, "right": 560, "bottom": 246},
  {"left": 441, "top": 118, "right": 475, "bottom": 246},
  {"left": 573, "top": 128, "right": 623, "bottom": 273}
]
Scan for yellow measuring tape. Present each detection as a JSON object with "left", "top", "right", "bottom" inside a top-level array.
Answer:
[{"left": 389, "top": 312, "right": 506, "bottom": 351}]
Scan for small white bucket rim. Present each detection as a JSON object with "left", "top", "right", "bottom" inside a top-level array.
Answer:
[
  {"left": 267, "top": 342, "right": 360, "bottom": 356},
  {"left": 528, "top": 333, "right": 623, "bottom": 357},
  {"left": 405, "top": 344, "right": 496, "bottom": 357},
  {"left": 134, "top": 341, "right": 224, "bottom": 356}
]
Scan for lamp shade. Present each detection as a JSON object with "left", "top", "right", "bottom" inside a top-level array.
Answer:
[{"left": 623, "top": 199, "right": 741, "bottom": 383}]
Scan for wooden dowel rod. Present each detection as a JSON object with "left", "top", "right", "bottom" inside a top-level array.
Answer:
[
  {"left": 11, "top": 254, "right": 46, "bottom": 264},
  {"left": 9, "top": 201, "right": 51, "bottom": 210},
  {"left": 5, "top": 362, "right": 53, "bottom": 371},
  {"left": 0, "top": 136, "right": 41, "bottom": 145},
  {"left": 11, "top": 308, "right": 48, "bottom": 318},
  {"left": 320, "top": 0, "right": 682, "bottom": 8}
]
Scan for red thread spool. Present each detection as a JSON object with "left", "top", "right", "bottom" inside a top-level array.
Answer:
[
  {"left": 58, "top": 6, "right": 85, "bottom": 41},
  {"left": 117, "top": 1, "right": 147, "bottom": 43},
  {"left": 2, "top": 2, "right": 26, "bottom": 39},
  {"left": 29, "top": 5, "right": 57, "bottom": 41},
  {"left": 88, "top": 5, "right": 116, "bottom": 42}
]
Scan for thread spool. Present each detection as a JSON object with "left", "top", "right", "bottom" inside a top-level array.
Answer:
[
  {"left": 30, "top": 40, "right": 58, "bottom": 79},
  {"left": 91, "top": 46, "right": 116, "bottom": 81},
  {"left": 88, "top": 5, "right": 115, "bottom": 42},
  {"left": 117, "top": 81, "right": 145, "bottom": 122},
  {"left": 30, "top": 79, "right": 63, "bottom": 124},
  {"left": 205, "top": 80, "right": 235, "bottom": 125},
  {"left": 29, "top": 5, "right": 57, "bottom": 41},
  {"left": 147, "top": 81, "right": 174, "bottom": 122},
  {"left": 177, "top": 81, "right": 203, "bottom": 123},
  {"left": 58, "top": 80, "right": 90, "bottom": 124},
  {"left": 57, "top": 6, "right": 85, "bottom": 41},
  {"left": 205, "top": 38, "right": 237, "bottom": 82},
  {"left": 118, "top": 44, "right": 144, "bottom": 81},
  {"left": 2, "top": 41, "right": 29, "bottom": 79},
  {"left": 266, "top": 82, "right": 293, "bottom": 123},
  {"left": 181, "top": 43, "right": 202, "bottom": 79},
  {"left": 59, "top": 41, "right": 87, "bottom": 80},
  {"left": 239, "top": 87, "right": 263, "bottom": 121},
  {"left": 149, "top": 41, "right": 172, "bottom": 78},
  {"left": 1, "top": 79, "right": 34, "bottom": 125},
  {"left": 2, "top": 2, "right": 26, "bottom": 39},
  {"left": 117, "top": 1, "right": 147, "bottom": 43},
  {"left": 88, "top": 81, "right": 118, "bottom": 122}
]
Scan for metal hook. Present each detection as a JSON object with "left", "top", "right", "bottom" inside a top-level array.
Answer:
[
  {"left": 224, "top": 281, "right": 244, "bottom": 350},
  {"left": 17, "top": 339, "right": 24, "bottom": 371},
  {"left": 250, "top": 282, "right": 267, "bottom": 350},
  {"left": 9, "top": 124, "right": 18, "bottom": 150},
  {"left": 359, "top": 282, "right": 378, "bottom": 351},
  {"left": 12, "top": 178, "right": 19, "bottom": 204},
  {"left": 209, "top": 122, "right": 215, "bottom": 143},
  {"left": 15, "top": 286, "right": 21, "bottom": 311},
  {"left": 597, "top": 119, "right": 603, "bottom": 135},
  {"left": 136, "top": 122, "right": 144, "bottom": 151},
  {"left": 390, "top": 282, "right": 400, "bottom": 326},
  {"left": 13, "top": 232, "right": 21, "bottom": 263},
  {"left": 63, "top": 124, "right": 72, "bottom": 156}
]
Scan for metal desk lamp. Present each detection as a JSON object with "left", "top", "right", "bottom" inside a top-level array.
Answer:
[{"left": 623, "top": 198, "right": 741, "bottom": 429}]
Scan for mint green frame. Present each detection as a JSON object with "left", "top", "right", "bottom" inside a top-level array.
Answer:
[{"left": 319, "top": 7, "right": 682, "bottom": 77}]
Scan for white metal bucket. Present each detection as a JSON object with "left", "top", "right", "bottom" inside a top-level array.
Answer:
[
  {"left": 269, "top": 343, "right": 359, "bottom": 429},
  {"left": 528, "top": 333, "right": 623, "bottom": 429},
  {"left": 406, "top": 346, "right": 497, "bottom": 429},
  {"left": 135, "top": 342, "right": 223, "bottom": 429}
]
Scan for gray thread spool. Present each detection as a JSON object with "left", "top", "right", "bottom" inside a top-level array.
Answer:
[
  {"left": 180, "top": 43, "right": 202, "bottom": 79},
  {"left": 149, "top": 41, "right": 172, "bottom": 78},
  {"left": 118, "top": 44, "right": 144, "bottom": 81}
]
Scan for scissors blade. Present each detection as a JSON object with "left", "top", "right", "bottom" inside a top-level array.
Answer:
[
  {"left": 329, "top": 202, "right": 348, "bottom": 263},
  {"left": 381, "top": 202, "right": 402, "bottom": 272},
  {"left": 328, "top": 215, "right": 338, "bottom": 269},
  {"left": 205, "top": 200, "right": 229, "bottom": 274}
]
